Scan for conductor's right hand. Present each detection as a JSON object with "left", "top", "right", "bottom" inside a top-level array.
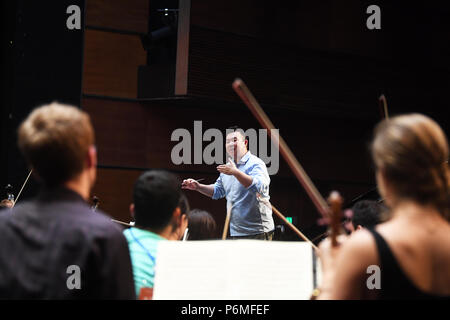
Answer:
[{"left": 182, "top": 179, "right": 199, "bottom": 191}]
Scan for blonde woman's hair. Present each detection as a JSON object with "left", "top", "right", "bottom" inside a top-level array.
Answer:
[{"left": 371, "top": 114, "right": 449, "bottom": 220}]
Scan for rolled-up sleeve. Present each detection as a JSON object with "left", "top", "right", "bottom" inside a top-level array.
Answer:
[
  {"left": 246, "top": 162, "right": 270, "bottom": 196},
  {"left": 212, "top": 174, "right": 226, "bottom": 200}
]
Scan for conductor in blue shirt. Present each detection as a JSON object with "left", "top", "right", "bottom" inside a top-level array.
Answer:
[{"left": 182, "top": 127, "right": 275, "bottom": 240}]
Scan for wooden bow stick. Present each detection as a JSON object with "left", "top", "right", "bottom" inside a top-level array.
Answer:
[
  {"left": 111, "top": 218, "right": 134, "bottom": 227},
  {"left": 222, "top": 204, "right": 232, "bottom": 240},
  {"left": 233, "top": 79, "right": 329, "bottom": 219},
  {"left": 377, "top": 94, "right": 389, "bottom": 204},
  {"left": 379, "top": 94, "right": 389, "bottom": 120},
  {"left": 232, "top": 78, "right": 342, "bottom": 247},
  {"left": 257, "top": 194, "right": 318, "bottom": 250}
]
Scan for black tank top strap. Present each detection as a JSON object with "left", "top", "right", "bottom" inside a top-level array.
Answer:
[
  {"left": 367, "top": 228, "right": 400, "bottom": 274},
  {"left": 367, "top": 227, "right": 449, "bottom": 300},
  {"left": 367, "top": 227, "right": 408, "bottom": 299}
]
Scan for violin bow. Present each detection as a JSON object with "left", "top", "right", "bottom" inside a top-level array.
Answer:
[
  {"left": 378, "top": 94, "right": 389, "bottom": 203},
  {"left": 111, "top": 218, "right": 134, "bottom": 227},
  {"left": 379, "top": 94, "right": 389, "bottom": 120},
  {"left": 182, "top": 228, "right": 189, "bottom": 241},
  {"left": 232, "top": 78, "right": 342, "bottom": 247},
  {"left": 11, "top": 169, "right": 33, "bottom": 208},
  {"left": 222, "top": 204, "right": 232, "bottom": 240},
  {"left": 257, "top": 194, "right": 318, "bottom": 250},
  {"left": 232, "top": 79, "right": 329, "bottom": 218}
]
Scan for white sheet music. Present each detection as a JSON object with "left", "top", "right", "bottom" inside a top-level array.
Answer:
[{"left": 153, "top": 240, "right": 315, "bottom": 300}]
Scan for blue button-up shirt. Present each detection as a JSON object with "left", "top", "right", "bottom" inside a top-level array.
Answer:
[{"left": 212, "top": 151, "right": 274, "bottom": 236}]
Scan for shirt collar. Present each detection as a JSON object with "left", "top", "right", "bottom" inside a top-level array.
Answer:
[
  {"left": 130, "top": 227, "right": 166, "bottom": 241},
  {"left": 237, "top": 150, "right": 251, "bottom": 165},
  {"left": 37, "top": 186, "right": 87, "bottom": 204}
]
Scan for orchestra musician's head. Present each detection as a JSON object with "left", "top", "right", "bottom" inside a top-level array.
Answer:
[
  {"left": 17, "top": 102, "right": 97, "bottom": 200},
  {"left": 130, "top": 170, "right": 189, "bottom": 240},
  {"left": 225, "top": 126, "right": 248, "bottom": 162},
  {"left": 187, "top": 209, "right": 218, "bottom": 240},
  {"left": 371, "top": 113, "right": 449, "bottom": 220},
  {"left": 349, "top": 200, "right": 386, "bottom": 232}
]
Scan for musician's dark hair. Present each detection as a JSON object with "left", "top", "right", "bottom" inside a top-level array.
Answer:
[
  {"left": 187, "top": 209, "right": 217, "bottom": 240},
  {"left": 133, "top": 170, "right": 182, "bottom": 231},
  {"left": 351, "top": 200, "right": 385, "bottom": 229},
  {"left": 178, "top": 192, "right": 190, "bottom": 216}
]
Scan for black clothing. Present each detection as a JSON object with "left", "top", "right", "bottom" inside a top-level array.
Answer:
[
  {"left": 0, "top": 187, "right": 136, "bottom": 299},
  {"left": 368, "top": 228, "right": 449, "bottom": 300},
  {"left": 230, "top": 230, "right": 274, "bottom": 240}
]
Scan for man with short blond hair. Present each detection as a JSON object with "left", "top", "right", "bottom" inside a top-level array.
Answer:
[
  {"left": 0, "top": 102, "right": 135, "bottom": 299},
  {"left": 17, "top": 102, "right": 95, "bottom": 189}
]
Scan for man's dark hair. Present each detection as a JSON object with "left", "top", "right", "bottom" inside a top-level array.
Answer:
[
  {"left": 187, "top": 209, "right": 217, "bottom": 240},
  {"left": 351, "top": 200, "right": 384, "bottom": 229},
  {"left": 133, "top": 170, "right": 182, "bottom": 231}
]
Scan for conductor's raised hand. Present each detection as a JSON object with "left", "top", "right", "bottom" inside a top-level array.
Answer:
[
  {"left": 217, "top": 158, "right": 237, "bottom": 176},
  {"left": 181, "top": 178, "right": 200, "bottom": 190}
]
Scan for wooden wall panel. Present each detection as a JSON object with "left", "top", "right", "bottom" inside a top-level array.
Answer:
[
  {"left": 83, "top": 97, "right": 375, "bottom": 183},
  {"left": 187, "top": 26, "right": 385, "bottom": 118},
  {"left": 82, "top": 98, "right": 149, "bottom": 166},
  {"left": 86, "top": 0, "right": 148, "bottom": 33},
  {"left": 190, "top": 0, "right": 389, "bottom": 59},
  {"left": 91, "top": 168, "right": 142, "bottom": 222},
  {"left": 82, "top": 29, "right": 146, "bottom": 98}
]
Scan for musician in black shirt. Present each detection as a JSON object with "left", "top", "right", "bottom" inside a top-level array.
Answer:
[{"left": 0, "top": 102, "right": 135, "bottom": 299}]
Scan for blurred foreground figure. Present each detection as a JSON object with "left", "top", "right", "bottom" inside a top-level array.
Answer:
[
  {"left": 318, "top": 114, "right": 450, "bottom": 300},
  {"left": 0, "top": 102, "right": 135, "bottom": 299}
]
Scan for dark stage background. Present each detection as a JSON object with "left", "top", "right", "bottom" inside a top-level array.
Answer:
[{"left": 1, "top": 0, "right": 449, "bottom": 242}]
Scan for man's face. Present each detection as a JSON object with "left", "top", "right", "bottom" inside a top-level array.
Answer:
[{"left": 225, "top": 132, "right": 247, "bottom": 160}]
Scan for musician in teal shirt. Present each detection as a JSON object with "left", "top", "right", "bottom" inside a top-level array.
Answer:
[
  {"left": 123, "top": 227, "right": 164, "bottom": 296},
  {"left": 124, "top": 170, "right": 189, "bottom": 298}
]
